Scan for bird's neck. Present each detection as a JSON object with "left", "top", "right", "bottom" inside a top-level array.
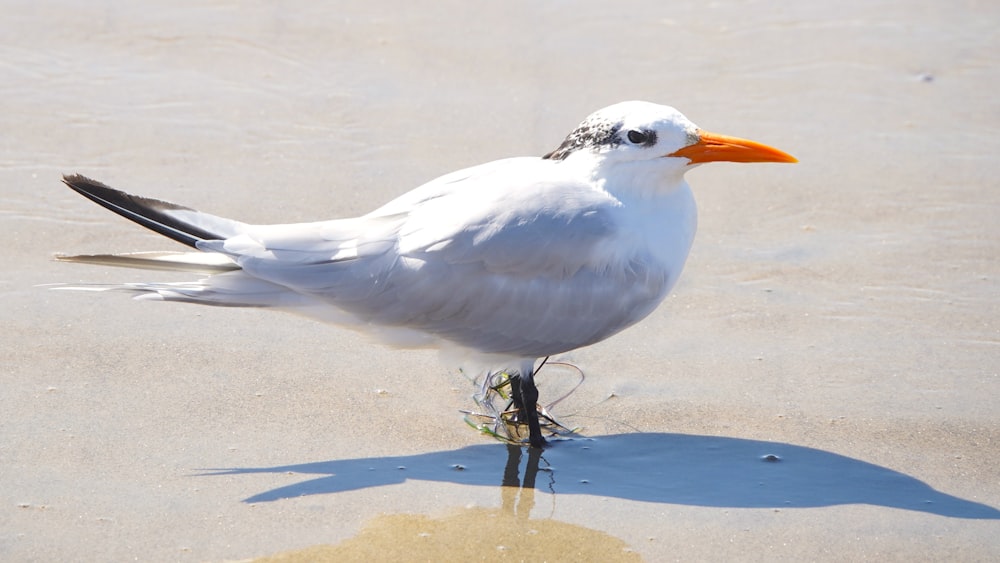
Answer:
[{"left": 593, "top": 160, "right": 691, "bottom": 201}]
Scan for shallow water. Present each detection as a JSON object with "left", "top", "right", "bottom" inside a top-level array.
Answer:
[{"left": 2, "top": 1, "right": 998, "bottom": 561}]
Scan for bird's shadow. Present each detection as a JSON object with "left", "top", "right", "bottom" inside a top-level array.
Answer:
[{"left": 201, "top": 433, "right": 999, "bottom": 519}]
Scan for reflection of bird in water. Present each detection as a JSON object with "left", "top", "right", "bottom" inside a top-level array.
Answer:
[
  {"left": 253, "top": 444, "right": 639, "bottom": 561},
  {"left": 500, "top": 443, "right": 546, "bottom": 519},
  {"left": 56, "top": 101, "right": 795, "bottom": 448}
]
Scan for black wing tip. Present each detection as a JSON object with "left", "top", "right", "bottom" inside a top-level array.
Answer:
[
  {"left": 62, "top": 173, "right": 114, "bottom": 194},
  {"left": 60, "top": 173, "right": 211, "bottom": 248},
  {"left": 63, "top": 172, "right": 101, "bottom": 184},
  {"left": 62, "top": 173, "right": 144, "bottom": 207},
  {"left": 61, "top": 173, "right": 196, "bottom": 214}
]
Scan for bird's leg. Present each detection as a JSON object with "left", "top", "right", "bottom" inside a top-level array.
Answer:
[
  {"left": 516, "top": 360, "right": 546, "bottom": 449},
  {"left": 497, "top": 360, "right": 547, "bottom": 448},
  {"left": 509, "top": 373, "right": 526, "bottom": 417}
]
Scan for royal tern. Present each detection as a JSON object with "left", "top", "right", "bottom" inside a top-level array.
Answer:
[{"left": 57, "top": 101, "right": 796, "bottom": 448}]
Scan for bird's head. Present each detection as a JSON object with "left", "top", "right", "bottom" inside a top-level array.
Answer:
[{"left": 542, "top": 101, "right": 797, "bottom": 175}]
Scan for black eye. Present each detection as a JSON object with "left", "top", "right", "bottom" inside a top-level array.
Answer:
[{"left": 626, "top": 129, "right": 650, "bottom": 145}]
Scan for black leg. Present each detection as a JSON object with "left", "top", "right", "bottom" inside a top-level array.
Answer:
[
  {"left": 509, "top": 373, "right": 526, "bottom": 416},
  {"left": 504, "top": 361, "right": 547, "bottom": 448},
  {"left": 518, "top": 369, "right": 545, "bottom": 449}
]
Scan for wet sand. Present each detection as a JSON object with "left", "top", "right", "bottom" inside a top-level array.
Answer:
[{"left": 2, "top": 1, "right": 998, "bottom": 560}]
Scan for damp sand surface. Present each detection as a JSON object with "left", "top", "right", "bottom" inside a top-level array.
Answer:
[{"left": 2, "top": 1, "right": 999, "bottom": 561}]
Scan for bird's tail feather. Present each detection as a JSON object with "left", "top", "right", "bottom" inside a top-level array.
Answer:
[
  {"left": 47, "top": 271, "right": 306, "bottom": 308},
  {"left": 61, "top": 174, "right": 248, "bottom": 248},
  {"left": 54, "top": 251, "right": 240, "bottom": 274}
]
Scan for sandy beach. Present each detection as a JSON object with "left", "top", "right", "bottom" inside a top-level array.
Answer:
[{"left": 2, "top": 1, "right": 998, "bottom": 560}]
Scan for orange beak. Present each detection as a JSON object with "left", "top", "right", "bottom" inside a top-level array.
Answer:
[{"left": 668, "top": 130, "right": 797, "bottom": 164}]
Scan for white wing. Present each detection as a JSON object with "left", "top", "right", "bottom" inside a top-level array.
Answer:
[{"left": 203, "top": 158, "right": 674, "bottom": 357}]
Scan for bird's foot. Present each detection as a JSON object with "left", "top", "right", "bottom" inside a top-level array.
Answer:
[{"left": 462, "top": 366, "right": 582, "bottom": 447}]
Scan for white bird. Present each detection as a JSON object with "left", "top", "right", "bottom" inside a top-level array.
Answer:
[{"left": 57, "top": 101, "right": 796, "bottom": 448}]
